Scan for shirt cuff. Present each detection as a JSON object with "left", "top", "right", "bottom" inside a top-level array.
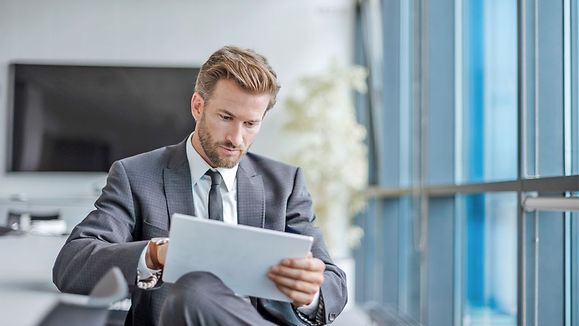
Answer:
[
  {"left": 137, "top": 243, "right": 161, "bottom": 281},
  {"left": 296, "top": 290, "right": 320, "bottom": 316}
]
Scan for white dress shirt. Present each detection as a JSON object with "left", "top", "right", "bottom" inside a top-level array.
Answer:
[
  {"left": 137, "top": 134, "right": 319, "bottom": 314},
  {"left": 185, "top": 133, "right": 239, "bottom": 224}
]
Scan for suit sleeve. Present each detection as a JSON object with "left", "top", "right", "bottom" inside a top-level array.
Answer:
[
  {"left": 283, "top": 167, "right": 348, "bottom": 324},
  {"left": 52, "top": 161, "right": 148, "bottom": 295}
]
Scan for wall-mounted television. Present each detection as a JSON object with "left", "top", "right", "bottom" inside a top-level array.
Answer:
[{"left": 7, "top": 63, "right": 198, "bottom": 172}]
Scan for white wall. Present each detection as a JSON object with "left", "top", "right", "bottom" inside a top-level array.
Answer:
[{"left": 0, "top": 0, "right": 354, "bottom": 199}]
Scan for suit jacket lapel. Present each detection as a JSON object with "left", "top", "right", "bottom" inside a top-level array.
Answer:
[
  {"left": 163, "top": 140, "right": 195, "bottom": 228},
  {"left": 237, "top": 158, "right": 265, "bottom": 228}
]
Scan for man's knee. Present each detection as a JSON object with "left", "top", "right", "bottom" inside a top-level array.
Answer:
[
  {"left": 167, "top": 271, "right": 226, "bottom": 308},
  {"left": 175, "top": 271, "right": 223, "bottom": 289}
]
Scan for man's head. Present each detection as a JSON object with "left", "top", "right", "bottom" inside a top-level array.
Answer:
[
  {"left": 195, "top": 46, "right": 280, "bottom": 111},
  {"left": 191, "top": 46, "right": 280, "bottom": 168}
]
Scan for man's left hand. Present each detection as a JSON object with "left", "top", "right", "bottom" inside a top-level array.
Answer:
[{"left": 267, "top": 254, "right": 325, "bottom": 307}]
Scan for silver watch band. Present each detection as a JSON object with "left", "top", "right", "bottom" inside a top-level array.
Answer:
[{"left": 136, "top": 269, "right": 162, "bottom": 289}]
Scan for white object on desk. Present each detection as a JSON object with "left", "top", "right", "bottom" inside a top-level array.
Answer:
[
  {"left": 29, "top": 219, "right": 67, "bottom": 236},
  {"left": 163, "top": 213, "right": 314, "bottom": 302}
]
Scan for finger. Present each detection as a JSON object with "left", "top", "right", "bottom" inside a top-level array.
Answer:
[
  {"left": 267, "top": 272, "right": 320, "bottom": 295},
  {"left": 280, "top": 257, "right": 325, "bottom": 272},
  {"left": 269, "top": 265, "right": 324, "bottom": 285},
  {"left": 275, "top": 284, "right": 316, "bottom": 307}
]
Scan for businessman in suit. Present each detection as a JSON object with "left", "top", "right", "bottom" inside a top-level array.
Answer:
[{"left": 53, "top": 46, "right": 347, "bottom": 326}]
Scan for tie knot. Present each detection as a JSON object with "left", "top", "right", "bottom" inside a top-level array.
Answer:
[{"left": 205, "top": 170, "right": 222, "bottom": 187}]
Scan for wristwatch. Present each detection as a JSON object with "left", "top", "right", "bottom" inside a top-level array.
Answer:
[
  {"left": 295, "top": 294, "right": 326, "bottom": 326},
  {"left": 148, "top": 237, "right": 169, "bottom": 269},
  {"left": 137, "top": 237, "right": 169, "bottom": 290}
]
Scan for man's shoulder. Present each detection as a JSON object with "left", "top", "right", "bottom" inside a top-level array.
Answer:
[
  {"left": 242, "top": 153, "right": 304, "bottom": 191},
  {"left": 120, "top": 146, "right": 168, "bottom": 164},
  {"left": 243, "top": 152, "right": 297, "bottom": 172},
  {"left": 115, "top": 141, "right": 185, "bottom": 172}
]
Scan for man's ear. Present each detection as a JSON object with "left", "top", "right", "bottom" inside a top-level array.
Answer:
[{"left": 191, "top": 93, "right": 204, "bottom": 121}]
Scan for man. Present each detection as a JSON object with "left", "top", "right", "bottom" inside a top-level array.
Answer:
[{"left": 53, "top": 46, "right": 347, "bottom": 326}]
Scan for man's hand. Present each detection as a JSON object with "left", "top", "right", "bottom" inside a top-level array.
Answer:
[{"left": 267, "top": 253, "right": 325, "bottom": 307}]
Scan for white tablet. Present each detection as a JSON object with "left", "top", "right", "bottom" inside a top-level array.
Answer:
[{"left": 162, "top": 213, "right": 314, "bottom": 302}]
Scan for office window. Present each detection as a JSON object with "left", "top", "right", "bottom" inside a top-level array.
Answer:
[
  {"left": 523, "top": 0, "right": 565, "bottom": 177},
  {"left": 573, "top": 0, "right": 579, "bottom": 176},
  {"left": 460, "top": 193, "right": 517, "bottom": 325},
  {"left": 571, "top": 210, "right": 579, "bottom": 326},
  {"left": 460, "top": 0, "right": 518, "bottom": 183},
  {"left": 524, "top": 207, "right": 567, "bottom": 326},
  {"left": 354, "top": 1, "right": 579, "bottom": 325},
  {"left": 398, "top": 196, "right": 421, "bottom": 318}
]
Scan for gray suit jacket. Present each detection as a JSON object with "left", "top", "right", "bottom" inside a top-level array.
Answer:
[{"left": 53, "top": 139, "right": 347, "bottom": 326}]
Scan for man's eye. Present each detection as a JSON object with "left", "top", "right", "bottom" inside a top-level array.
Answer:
[
  {"left": 220, "top": 114, "right": 232, "bottom": 121},
  {"left": 245, "top": 121, "right": 258, "bottom": 128}
]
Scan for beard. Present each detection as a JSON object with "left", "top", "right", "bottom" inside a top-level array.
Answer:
[{"left": 197, "top": 115, "right": 246, "bottom": 168}]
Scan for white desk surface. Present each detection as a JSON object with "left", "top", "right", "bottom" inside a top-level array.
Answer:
[{"left": 0, "top": 234, "right": 67, "bottom": 326}]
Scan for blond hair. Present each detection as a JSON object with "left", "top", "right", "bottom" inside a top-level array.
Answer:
[{"left": 195, "top": 46, "right": 280, "bottom": 111}]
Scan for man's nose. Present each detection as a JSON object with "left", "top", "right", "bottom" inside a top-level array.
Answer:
[{"left": 226, "top": 124, "right": 244, "bottom": 148}]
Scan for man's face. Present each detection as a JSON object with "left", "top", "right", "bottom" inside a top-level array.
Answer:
[{"left": 191, "top": 79, "right": 270, "bottom": 168}]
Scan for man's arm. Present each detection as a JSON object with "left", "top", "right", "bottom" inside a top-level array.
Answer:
[
  {"left": 53, "top": 161, "right": 147, "bottom": 294},
  {"left": 267, "top": 167, "right": 348, "bottom": 324}
]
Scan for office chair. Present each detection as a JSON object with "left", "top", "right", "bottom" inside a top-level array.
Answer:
[{"left": 38, "top": 267, "right": 128, "bottom": 326}]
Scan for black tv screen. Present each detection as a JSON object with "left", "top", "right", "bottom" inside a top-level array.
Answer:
[{"left": 7, "top": 63, "right": 198, "bottom": 172}]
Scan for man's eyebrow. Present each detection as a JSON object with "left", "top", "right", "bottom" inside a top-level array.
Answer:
[
  {"left": 219, "top": 109, "right": 262, "bottom": 123},
  {"left": 217, "top": 109, "right": 234, "bottom": 117}
]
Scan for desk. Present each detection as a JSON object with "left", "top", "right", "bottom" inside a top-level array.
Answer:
[
  {"left": 0, "top": 196, "right": 95, "bottom": 233},
  {"left": 0, "top": 234, "right": 66, "bottom": 325}
]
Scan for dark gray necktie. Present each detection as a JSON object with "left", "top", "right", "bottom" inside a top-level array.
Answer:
[{"left": 205, "top": 170, "right": 223, "bottom": 221}]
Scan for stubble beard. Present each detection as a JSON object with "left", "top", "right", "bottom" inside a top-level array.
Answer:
[{"left": 197, "top": 116, "right": 245, "bottom": 168}]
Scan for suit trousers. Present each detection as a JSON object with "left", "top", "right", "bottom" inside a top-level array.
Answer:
[{"left": 159, "top": 272, "right": 277, "bottom": 326}]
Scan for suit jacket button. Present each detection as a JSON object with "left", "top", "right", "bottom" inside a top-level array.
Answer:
[{"left": 329, "top": 313, "right": 336, "bottom": 322}]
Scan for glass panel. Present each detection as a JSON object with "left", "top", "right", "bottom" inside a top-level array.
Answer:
[
  {"left": 354, "top": 198, "right": 381, "bottom": 303},
  {"left": 459, "top": 192, "right": 517, "bottom": 325},
  {"left": 572, "top": 209, "right": 579, "bottom": 326},
  {"left": 354, "top": 196, "right": 422, "bottom": 322},
  {"left": 574, "top": 0, "right": 579, "bottom": 175},
  {"left": 460, "top": 0, "right": 518, "bottom": 183},
  {"left": 524, "top": 0, "right": 565, "bottom": 177},
  {"left": 426, "top": 0, "right": 455, "bottom": 186},
  {"left": 399, "top": 196, "right": 421, "bottom": 320},
  {"left": 399, "top": 0, "right": 416, "bottom": 188},
  {"left": 427, "top": 196, "right": 455, "bottom": 325},
  {"left": 524, "top": 208, "right": 566, "bottom": 325},
  {"left": 523, "top": 0, "right": 537, "bottom": 178},
  {"left": 575, "top": 100, "right": 579, "bottom": 175}
]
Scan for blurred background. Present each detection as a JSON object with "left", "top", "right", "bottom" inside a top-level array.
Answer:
[{"left": 1, "top": 0, "right": 578, "bottom": 325}]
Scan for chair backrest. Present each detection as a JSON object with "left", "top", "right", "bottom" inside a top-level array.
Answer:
[
  {"left": 37, "top": 267, "right": 128, "bottom": 326},
  {"left": 88, "top": 266, "right": 129, "bottom": 307}
]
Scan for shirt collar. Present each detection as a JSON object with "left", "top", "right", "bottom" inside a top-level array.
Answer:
[{"left": 186, "top": 133, "right": 238, "bottom": 192}]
